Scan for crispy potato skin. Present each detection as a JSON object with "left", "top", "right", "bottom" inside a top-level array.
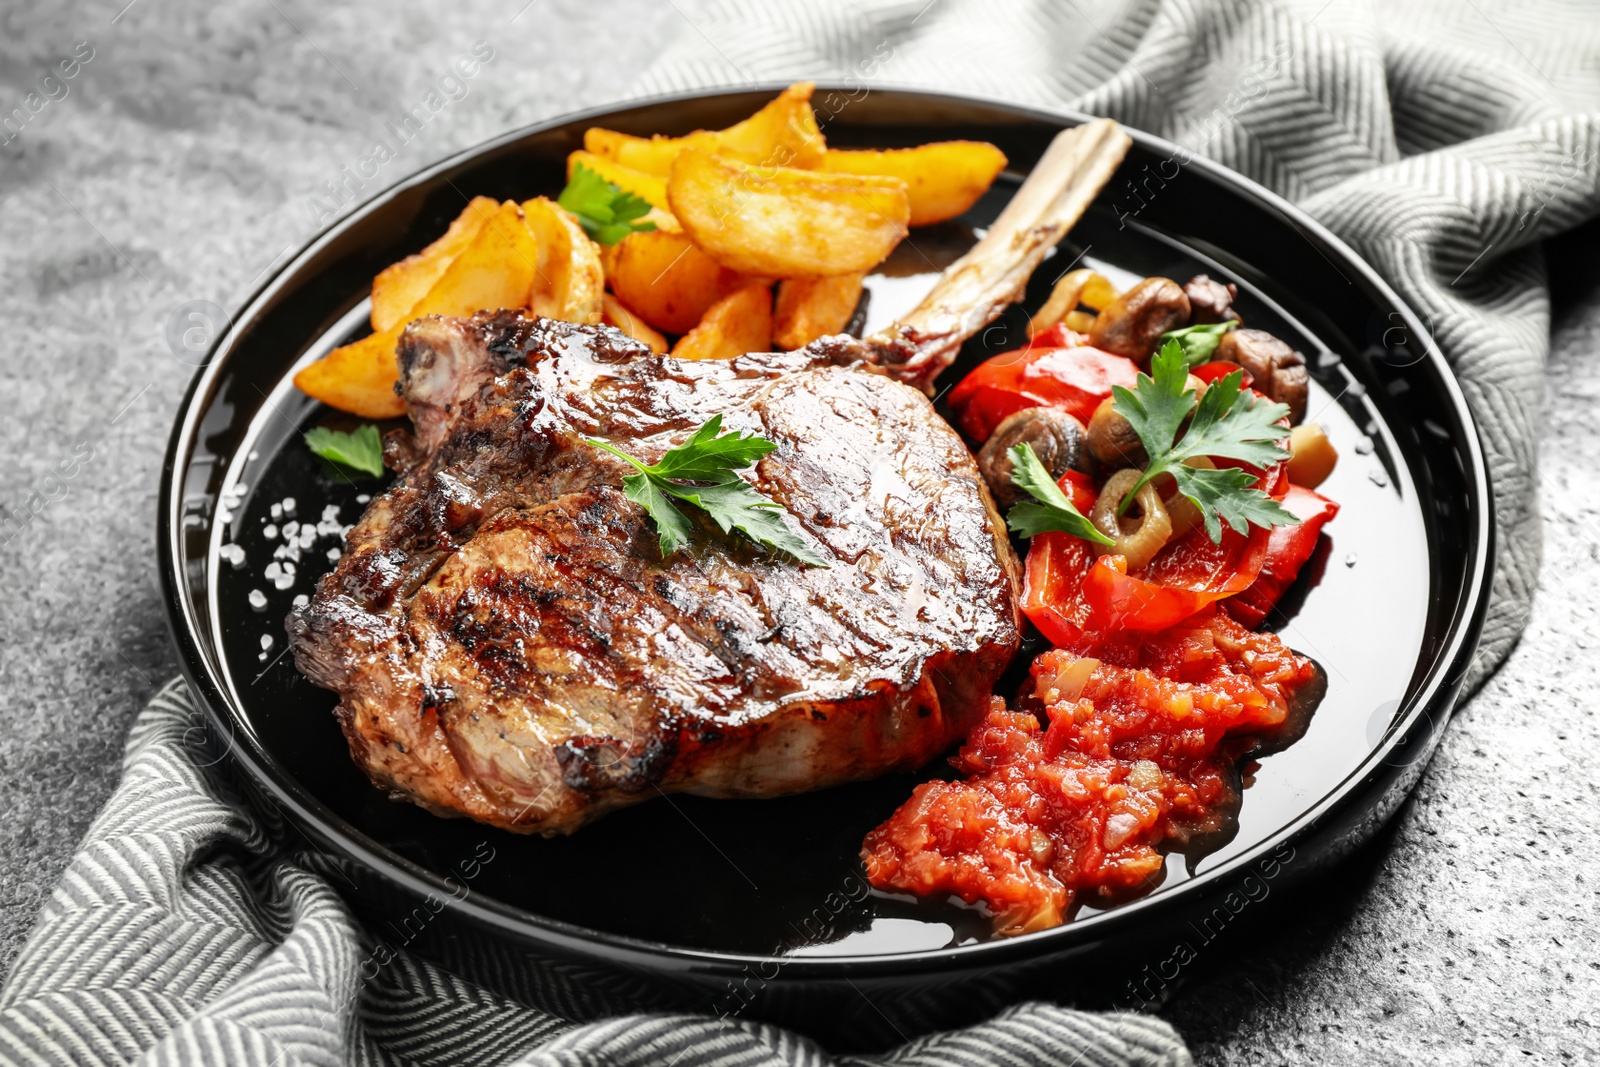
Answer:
[
  {"left": 819, "top": 142, "right": 1006, "bottom": 226},
  {"left": 773, "top": 272, "right": 865, "bottom": 350},
  {"left": 601, "top": 293, "right": 668, "bottom": 353},
  {"left": 668, "top": 150, "right": 909, "bottom": 278},
  {"left": 297, "top": 200, "right": 610, "bottom": 417},
  {"left": 370, "top": 196, "right": 498, "bottom": 332},
  {"left": 522, "top": 198, "right": 605, "bottom": 326},
  {"left": 604, "top": 227, "right": 758, "bottom": 335},
  {"left": 293, "top": 331, "right": 409, "bottom": 419},
  {"left": 565, "top": 150, "right": 668, "bottom": 210},
  {"left": 301, "top": 87, "right": 1006, "bottom": 419},
  {"left": 296, "top": 200, "right": 537, "bottom": 417},
  {"left": 583, "top": 82, "right": 825, "bottom": 176},
  {"left": 671, "top": 283, "right": 773, "bottom": 360}
]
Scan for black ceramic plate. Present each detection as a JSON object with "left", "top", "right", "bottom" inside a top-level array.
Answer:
[{"left": 161, "top": 86, "right": 1491, "bottom": 1041}]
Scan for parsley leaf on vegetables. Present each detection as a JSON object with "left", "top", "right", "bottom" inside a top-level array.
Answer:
[
  {"left": 1113, "top": 340, "right": 1299, "bottom": 542},
  {"left": 1004, "top": 443, "right": 1114, "bottom": 545},
  {"left": 586, "top": 415, "right": 829, "bottom": 566},
  {"left": 1159, "top": 321, "right": 1236, "bottom": 368},
  {"left": 557, "top": 165, "right": 658, "bottom": 245},
  {"left": 304, "top": 424, "right": 385, "bottom": 478}
]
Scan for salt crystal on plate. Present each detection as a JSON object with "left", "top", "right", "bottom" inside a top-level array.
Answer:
[
  {"left": 282, "top": 497, "right": 296, "bottom": 514},
  {"left": 263, "top": 524, "right": 278, "bottom": 540},
  {"left": 248, "top": 589, "right": 268, "bottom": 611},
  {"left": 261, "top": 634, "right": 274, "bottom": 651}
]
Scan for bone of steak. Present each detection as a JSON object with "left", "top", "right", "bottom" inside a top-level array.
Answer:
[{"left": 287, "top": 121, "right": 1131, "bottom": 835}]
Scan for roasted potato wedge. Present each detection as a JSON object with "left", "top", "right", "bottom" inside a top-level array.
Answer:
[
  {"left": 604, "top": 227, "right": 758, "bottom": 335},
  {"left": 292, "top": 331, "right": 409, "bottom": 420},
  {"left": 370, "top": 196, "right": 498, "bottom": 331},
  {"left": 584, "top": 82, "right": 827, "bottom": 177},
  {"left": 523, "top": 197, "right": 604, "bottom": 325},
  {"left": 565, "top": 150, "right": 669, "bottom": 211},
  {"left": 773, "top": 272, "right": 865, "bottom": 349},
  {"left": 819, "top": 141, "right": 1007, "bottom": 227},
  {"left": 671, "top": 283, "right": 773, "bottom": 361},
  {"left": 668, "top": 150, "right": 909, "bottom": 278},
  {"left": 296, "top": 200, "right": 538, "bottom": 417},
  {"left": 601, "top": 293, "right": 668, "bottom": 353}
]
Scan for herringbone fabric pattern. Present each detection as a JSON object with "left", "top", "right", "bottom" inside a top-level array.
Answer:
[
  {"left": 0, "top": 682, "right": 1192, "bottom": 1066},
  {"left": 4, "top": 1, "right": 1597, "bottom": 1064}
]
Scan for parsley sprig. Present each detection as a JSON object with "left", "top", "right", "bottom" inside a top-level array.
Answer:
[
  {"left": 1004, "top": 443, "right": 1113, "bottom": 545},
  {"left": 305, "top": 424, "right": 384, "bottom": 478},
  {"left": 557, "top": 165, "right": 657, "bottom": 245},
  {"left": 1160, "top": 321, "right": 1236, "bottom": 368},
  {"left": 586, "top": 415, "right": 828, "bottom": 566},
  {"left": 1113, "top": 340, "right": 1298, "bottom": 541}
]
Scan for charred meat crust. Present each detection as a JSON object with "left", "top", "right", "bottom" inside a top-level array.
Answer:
[{"left": 290, "top": 310, "right": 1021, "bottom": 834}]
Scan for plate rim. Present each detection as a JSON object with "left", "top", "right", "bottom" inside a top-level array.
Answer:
[{"left": 158, "top": 81, "right": 1495, "bottom": 979}]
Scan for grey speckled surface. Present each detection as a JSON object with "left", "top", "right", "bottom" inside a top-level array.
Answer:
[{"left": 0, "top": 1, "right": 1595, "bottom": 1062}]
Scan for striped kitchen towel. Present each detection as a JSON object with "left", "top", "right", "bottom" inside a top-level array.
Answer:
[
  {"left": 0, "top": 681, "right": 1189, "bottom": 1066},
  {"left": 3, "top": 1, "right": 1597, "bottom": 1064}
]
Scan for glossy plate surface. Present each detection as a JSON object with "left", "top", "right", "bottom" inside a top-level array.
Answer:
[{"left": 161, "top": 86, "right": 1490, "bottom": 996}]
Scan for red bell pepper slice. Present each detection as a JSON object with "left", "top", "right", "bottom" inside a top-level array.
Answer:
[
  {"left": 947, "top": 334, "right": 1141, "bottom": 443},
  {"left": 1190, "top": 360, "right": 1254, "bottom": 389},
  {"left": 1019, "top": 466, "right": 1285, "bottom": 650},
  {"left": 1225, "top": 484, "right": 1340, "bottom": 628},
  {"left": 1082, "top": 523, "right": 1270, "bottom": 637}
]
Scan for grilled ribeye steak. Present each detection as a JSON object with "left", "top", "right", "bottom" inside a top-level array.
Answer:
[
  {"left": 287, "top": 121, "right": 1132, "bottom": 834},
  {"left": 289, "top": 312, "right": 1021, "bottom": 833}
]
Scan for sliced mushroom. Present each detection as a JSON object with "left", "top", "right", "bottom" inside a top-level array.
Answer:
[
  {"left": 1087, "top": 397, "right": 1146, "bottom": 469},
  {"left": 1183, "top": 274, "right": 1240, "bottom": 325},
  {"left": 977, "top": 406, "right": 1085, "bottom": 507},
  {"left": 1087, "top": 277, "right": 1190, "bottom": 364},
  {"left": 1215, "top": 328, "right": 1310, "bottom": 424}
]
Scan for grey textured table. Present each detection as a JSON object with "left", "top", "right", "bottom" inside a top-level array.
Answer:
[{"left": 0, "top": 2, "right": 1594, "bottom": 1063}]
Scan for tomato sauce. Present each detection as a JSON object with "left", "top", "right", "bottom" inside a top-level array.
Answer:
[{"left": 861, "top": 609, "right": 1317, "bottom": 934}]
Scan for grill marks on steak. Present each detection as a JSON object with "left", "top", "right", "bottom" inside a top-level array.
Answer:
[{"left": 289, "top": 310, "right": 1021, "bottom": 834}]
